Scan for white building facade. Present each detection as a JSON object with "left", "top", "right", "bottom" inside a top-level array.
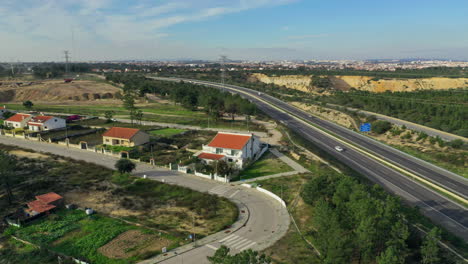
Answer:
[
  {"left": 4, "top": 114, "right": 32, "bottom": 129},
  {"left": 197, "top": 132, "right": 264, "bottom": 168},
  {"left": 27, "top": 116, "right": 66, "bottom": 131}
]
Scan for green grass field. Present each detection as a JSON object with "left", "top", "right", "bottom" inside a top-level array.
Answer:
[
  {"left": 150, "top": 128, "right": 187, "bottom": 137},
  {"left": 234, "top": 152, "right": 293, "bottom": 181},
  {"left": 5, "top": 209, "right": 179, "bottom": 264},
  {"left": 5, "top": 103, "right": 264, "bottom": 131}
]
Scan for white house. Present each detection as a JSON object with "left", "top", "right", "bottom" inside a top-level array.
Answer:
[
  {"left": 27, "top": 116, "right": 66, "bottom": 131},
  {"left": 4, "top": 113, "right": 32, "bottom": 129},
  {"left": 197, "top": 132, "right": 264, "bottom": 168}
]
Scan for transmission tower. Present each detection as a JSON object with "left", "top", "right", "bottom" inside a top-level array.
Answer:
[
  {"left": 64, "top": 50, "right": 71, "bottom": 74},
  {"left": 220, "top": 55, "right": 227, "bottom": 87}
]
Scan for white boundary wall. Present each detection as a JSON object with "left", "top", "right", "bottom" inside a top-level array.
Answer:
[{"left": 256, "top": 187, "right": 286, "bottom": 207}]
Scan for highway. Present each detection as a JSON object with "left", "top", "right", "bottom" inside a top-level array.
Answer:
[{"left": 152, "top": 77, "right": 468, "bottom": 242}]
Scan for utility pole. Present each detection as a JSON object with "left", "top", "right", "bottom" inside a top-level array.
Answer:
[
  {"left": 220, "top": 55, "right": 227, "bottom": 88},
  {"left": 64, "top": 50, "right": 70, "bottom": 74}
]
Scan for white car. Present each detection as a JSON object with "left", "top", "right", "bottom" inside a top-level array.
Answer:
[{"left": 334, "top": 146, "right": 344, "bottom": 152}]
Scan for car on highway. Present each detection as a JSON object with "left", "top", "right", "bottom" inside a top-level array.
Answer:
[{"left": 334, "top": 146, "right": 344, "bottom": 152}]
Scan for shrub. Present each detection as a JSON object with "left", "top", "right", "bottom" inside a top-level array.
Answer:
[
  {"left": 115, "top": 159, "right": 136, "bottom": 173},
  {"left": 447, "top": 139, "right": 464, "bottom": 149},
  {"left": 371, "top": 120, "right": 392, "bottom": 134}
]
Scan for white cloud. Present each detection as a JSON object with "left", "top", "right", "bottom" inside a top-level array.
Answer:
[{"left": 0, "top": 0, "right": 297, "bottom": 61}]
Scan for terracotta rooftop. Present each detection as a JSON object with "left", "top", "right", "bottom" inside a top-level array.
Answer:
[
  {"left": 5, "top": 113, "right": 31, "bottom": 123},
  {"left": 197, "top": 152, "right": 225, "bottom": 160},
  {"left": 28, "top": 116, "right": 54, "bottom": 123},
  {"left": 36, "top": 192, "right": 63, "bottom": 204},
  {"left": 207, "top": 132, "right": 252, "bottom": 150},
  {"left": 102, "top": 127, "right": 140, "bottom": 140},
  {"left": 27, "top": 200, "right": 56, "bottom": 214}
]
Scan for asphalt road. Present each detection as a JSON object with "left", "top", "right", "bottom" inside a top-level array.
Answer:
[
  {"left": 153, "top": 77, "right": 468, "bottom": 242},
  {"left": 0, "top": 136, "right": 289, "bottom": 264}
]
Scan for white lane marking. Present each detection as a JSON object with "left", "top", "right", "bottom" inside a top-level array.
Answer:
[
  {"left": 223, "top": 236, "right": 243, "bottom": 245},
  {"left": 209, "top": 185, "right": 231, "bottom": 195},
  {"left": 229, "top": 238, "right": 249, "bottom": 248},
  {"left": 229, "top": 190, "right": 240, "bottom": 198},
  {"left": 239, "top": 241, "right": 257, "bottom": 251},
  {"left": 234, "top": 239, "right": 254, "bottom": 249},
  {"left": 219, "top": 234, "right": 236, "bottom": 243},
  {"left": 206, "top": 244, "right": 218, "bottom": 251}
]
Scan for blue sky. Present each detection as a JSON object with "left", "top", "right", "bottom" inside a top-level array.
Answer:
[{"left": 1, "top": 0, "right": 467, "bottom": 61}]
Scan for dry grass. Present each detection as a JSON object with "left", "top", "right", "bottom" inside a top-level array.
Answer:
[{"left": 98, "top": 230, "right": 171, "bottom": 259}]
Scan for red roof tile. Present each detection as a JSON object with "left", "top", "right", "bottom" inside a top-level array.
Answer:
[
  {"left": 197, "top": 152, "right": 225, "bottom": 160},
  {"left": 28, "top": 116, "right": 54, "bottom": 123},
  {"left": 27, "top": 200, "right": 56, "bottom": 213},
  {"left": 5, "top": 113, "right": 31, "bottom": 122},
  {"left": 35, "top": 192, "right": 63, "bottom": 204},
  {"left": 207, "top": 133, "right": 252, "bottom": 150},
  {"left": 102, "top": 127, "right": 140, "bottom": 140}
]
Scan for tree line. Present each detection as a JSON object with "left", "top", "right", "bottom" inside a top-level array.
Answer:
[
  {"left": 106, "top": 73, "right": 258, "bottom": 121},
  {"left": 319, "top": 89, "right": 468, "bottom": 137},
  {"left": 301, "top": 169, "right": 445, "bottom": 264}
]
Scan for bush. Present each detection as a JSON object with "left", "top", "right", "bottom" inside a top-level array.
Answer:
[
  {"left": 115, "top": 159, "right": 136, "bottom": 173},
  {"left": 447, "top": 139, "right": 464, "bottom": 149},
  {"left": 371, "top": 120, "right": 392, "bottom": 134}
]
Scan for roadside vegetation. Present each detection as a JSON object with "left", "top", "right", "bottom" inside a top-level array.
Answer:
[
  {"left": 257, "top": 127, "right": 468, "bottom": 264},
  {"left": 318, "top": 89, "right": 468, "bottom": 137}
]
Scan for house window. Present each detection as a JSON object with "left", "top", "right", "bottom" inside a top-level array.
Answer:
[
  {"left": 106, "top": 139, "right": 110, "bottom": 142},
  {"left": 216, "top": 148, "right": 222, "bottom": 154},
  {"left": 228, "top": 158, "right": 233, "bottom": 162}
]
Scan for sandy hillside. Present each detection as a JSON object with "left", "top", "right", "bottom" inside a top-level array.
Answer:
[
  {"left": 0, "top": 80, "right": 121, "bottom": 102},
  {"left": 250, "top": 73, "right": 468, "bottom": 93}
]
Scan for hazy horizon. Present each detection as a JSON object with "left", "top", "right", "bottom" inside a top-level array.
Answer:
[{"left": 2, "top": 0, "right": 468, "bottom": 62}]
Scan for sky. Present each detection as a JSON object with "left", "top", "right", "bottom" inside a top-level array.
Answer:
[{"left": 1, "top": 0, "right": 468, "bottom": 61}]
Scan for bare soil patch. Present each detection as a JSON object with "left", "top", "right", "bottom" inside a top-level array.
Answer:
[
  {"left": 9, "top": 150, "right": 50, "bottom": 159},
  {"left": 0, "top": 80, "right": 121, "bottom": 103},
  {"left": 291, "top": 102, "right": 357, "bottom": 129},
  {"left": 98, "top": 230, "right": 170, "bottom": 259}
]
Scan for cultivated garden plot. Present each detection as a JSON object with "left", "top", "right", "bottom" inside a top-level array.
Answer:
[{"left": 5, "top": 209, "right": 180, "bottom": 264}]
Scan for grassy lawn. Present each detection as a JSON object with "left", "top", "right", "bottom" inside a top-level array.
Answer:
[
  {"left": 234, "top": 152, "right": 293, "bottom": 181},
  {"left": 5, "top": 103, "right": 265, "bottom": 131},
  {"left": 150, "top": 128, "right": 187, "bottom": 137},
  {"left": 5, "top": 209, "right": 180, "bottom": 264}
]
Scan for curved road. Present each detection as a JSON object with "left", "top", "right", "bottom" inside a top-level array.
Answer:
[
  {"left": 152, "top": 77, "right": 468, "bottom": 242},
  {"left": 0, "top": 136, "right": 289, "bottom": 264}
]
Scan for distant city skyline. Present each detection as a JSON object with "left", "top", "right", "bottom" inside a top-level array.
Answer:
[{"left": 1, "top": 0, "right": 468, "bottom": 62}]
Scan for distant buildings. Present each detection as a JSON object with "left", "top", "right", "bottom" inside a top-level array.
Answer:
[{"left": 102, "top": 127, "right": 150, "bottom": 147}]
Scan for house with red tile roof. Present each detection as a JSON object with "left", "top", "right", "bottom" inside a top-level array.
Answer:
[
  {"left": 4, "top": 113, "right": 32, "bottom": 128},
  {"left": 27, "top": 115, "right": 66, "bottom": 131},
  {"left": 102, "top": 127, "right": 150, "bottom": 147},
  {"left": 197, "top": 132, "right": 263, "bottom": 168}
]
